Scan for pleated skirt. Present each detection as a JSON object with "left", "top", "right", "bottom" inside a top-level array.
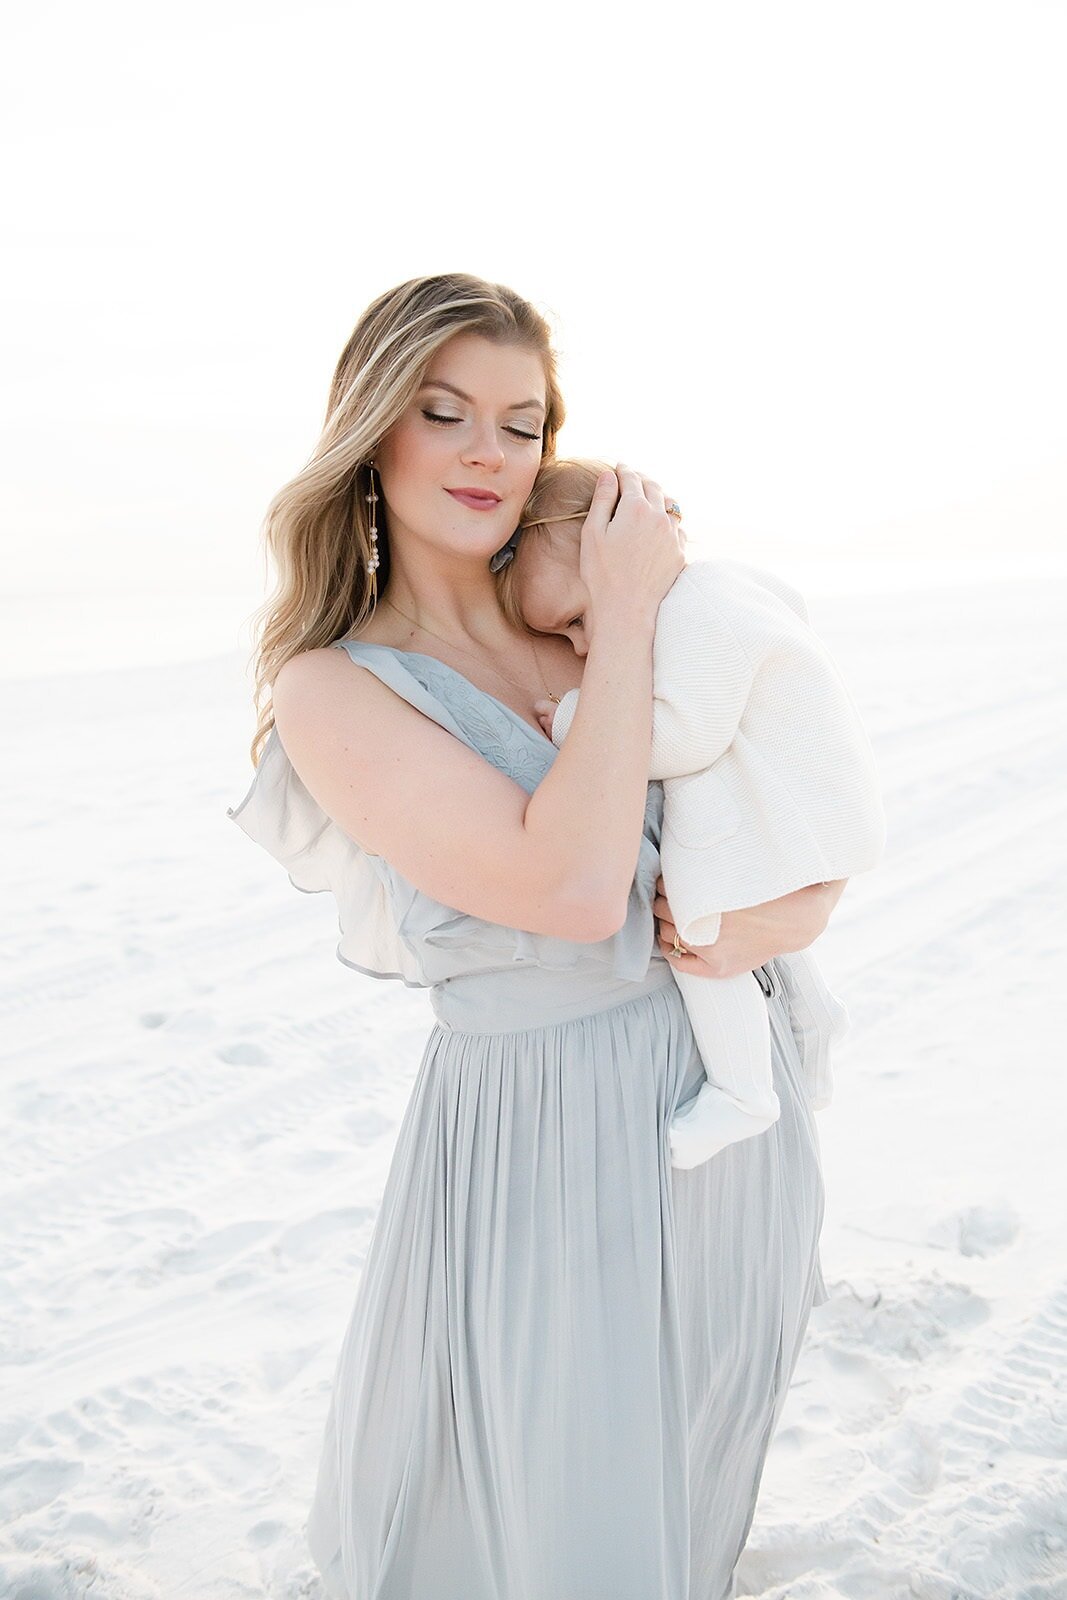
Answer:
[{"left": 307, "top": 958, "right": 827, "bottom": 1600}]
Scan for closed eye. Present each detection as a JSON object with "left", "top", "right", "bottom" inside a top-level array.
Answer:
[{"left": 422, "top": 410, "right": 540, "bottom": 441}]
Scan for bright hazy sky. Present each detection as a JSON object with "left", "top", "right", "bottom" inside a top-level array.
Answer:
[{"left": 3, "top": 0, "right": 1065, "bottom": 603}]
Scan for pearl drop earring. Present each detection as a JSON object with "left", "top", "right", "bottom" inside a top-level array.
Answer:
[{"left": 365, "top": 460, "right": 380, "bottom": 576}]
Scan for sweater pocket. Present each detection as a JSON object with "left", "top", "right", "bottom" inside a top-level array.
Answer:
[{"left": 662, "top": 770, "right": 741, "bottom": 849}]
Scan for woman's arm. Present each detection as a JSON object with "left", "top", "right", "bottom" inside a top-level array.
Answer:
[
  {"left": 271, "top": 468, "right": 685, "bottom": 946},
  {"left": 653, "top": 876, "right": 849, "bottom": 978},
  {"left": 546, "top": 567, "right": 756, "bottom": 780}
]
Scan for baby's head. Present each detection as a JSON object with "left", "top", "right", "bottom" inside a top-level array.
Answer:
[{"left": 495, "top": 456, "right": 613, "bottom": 655}]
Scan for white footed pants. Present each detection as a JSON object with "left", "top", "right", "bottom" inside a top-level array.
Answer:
[
  {"left": 667, "top": 951, "right": 850, "bottom": 1170},
  {"left": 668, "top": 967, "right": 781, "bottom": 1169}
]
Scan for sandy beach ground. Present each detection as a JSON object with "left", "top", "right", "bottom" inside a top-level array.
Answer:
[{"left": 1, "top": 566, "right": 1065, "bottom": 1599}]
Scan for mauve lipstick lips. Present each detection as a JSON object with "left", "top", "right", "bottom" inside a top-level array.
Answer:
[{"left": 446, "top": 488, "right": 502, "bottom": 510}]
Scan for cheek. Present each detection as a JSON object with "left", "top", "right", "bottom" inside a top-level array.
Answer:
[
  {"left": 378, "top": 420, "right": 451, "bottom": 502},
  {"left": 511, "top": 561, "right": 557, "bottom": 626},
  {"left": 517, "top": 455, "right": 542, "bottom": 500},
  {"left": 509, "top": 575, "right": 533, "bottom": 623}
]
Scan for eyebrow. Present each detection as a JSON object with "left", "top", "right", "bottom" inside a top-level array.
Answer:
[{"left": 420, "top": 378, "right": 547, "bottom": 415}]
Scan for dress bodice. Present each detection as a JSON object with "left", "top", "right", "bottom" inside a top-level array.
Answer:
[{"left": 227, "top": 640, "right": 668, "bottom": 1004}]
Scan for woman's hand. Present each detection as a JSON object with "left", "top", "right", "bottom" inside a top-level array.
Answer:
[
  {"left": 579, "top": 464, "right": 686, "bottom": 635},
  {"left": 653, "top": 874, "right": 849, "bottom": 978}
]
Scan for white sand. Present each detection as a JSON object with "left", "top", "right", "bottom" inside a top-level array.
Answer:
[{"left": 1, "top": 568, "right": 1065, "bottom": 1599}]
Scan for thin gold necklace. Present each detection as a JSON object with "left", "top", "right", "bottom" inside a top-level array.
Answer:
[{"left": 382, "top": 597, "right": 561, "bottom": 704}]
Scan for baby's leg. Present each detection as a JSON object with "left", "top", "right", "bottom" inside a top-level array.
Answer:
[{"left": 668, "top": 969, "right": 781, "bottom": 1169}]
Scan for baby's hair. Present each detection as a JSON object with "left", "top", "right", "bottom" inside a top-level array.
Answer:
[
  {"left": 520, "top": 456, "right": 614, "bottom": 537},
  {"left": 495, "top": 456, "right": 614, "bottom": 634}
]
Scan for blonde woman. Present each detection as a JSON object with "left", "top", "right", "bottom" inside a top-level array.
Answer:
[{"left": 228, "top": 273, "right": 843, "bottom": 1600}]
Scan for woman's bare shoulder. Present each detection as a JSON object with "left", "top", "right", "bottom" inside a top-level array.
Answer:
[
  {"left": 266, "top": 639, "right": 613, "bottom": 942},
  {"left": 271, "top": 639, "right": 410, "bottom": 746}
]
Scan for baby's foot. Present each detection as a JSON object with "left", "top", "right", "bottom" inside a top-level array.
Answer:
[{"left": 669, "top": 1081, "right": 781, "bottom": 1170}]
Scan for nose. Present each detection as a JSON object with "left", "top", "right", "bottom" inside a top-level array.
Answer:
[{"left": 460, "top": 417, "right": 506, "bottom": 471}]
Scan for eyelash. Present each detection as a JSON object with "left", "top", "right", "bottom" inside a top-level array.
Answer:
[
  {"left": 421, "top": 409, "right": 541, "bottom": 442},
  {"left": 567, "top": 617, "right": 584, "bottom": 629}
]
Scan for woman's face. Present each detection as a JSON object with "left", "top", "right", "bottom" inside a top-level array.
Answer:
[{"left": 375, "top": 333, "right": 548, "bottom": 566}]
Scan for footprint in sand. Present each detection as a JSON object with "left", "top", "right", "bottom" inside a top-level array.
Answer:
[
  {"left": 217, "top": 1039, "right": 271, "bottom": 1066},
  {"left": 927, "top": 1199, "right": 1021, "bottom": 1258},
  {"left": 0, "top": 1552, "right": 162, "bottom": 1599}
]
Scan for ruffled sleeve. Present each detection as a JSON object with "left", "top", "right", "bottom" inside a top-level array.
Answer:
[
  {"left": 389, "top": 810, "right": 663, "bottom": 986},
  {"left": 227, "top": 641, "right": 498, "bottom": 986},
  {"left": 227, "top": 722, "right": 429, "bottom": 985},
  {"left": 227, "top": 643, "right": 667, "bottom": 990}
]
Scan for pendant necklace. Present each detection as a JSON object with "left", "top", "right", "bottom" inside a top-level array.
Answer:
[{"left": 382, "top": 597, "right": 562, "bottom": 705}]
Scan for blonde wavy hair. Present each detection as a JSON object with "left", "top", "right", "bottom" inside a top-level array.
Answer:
[
  {"left": 242, "top": 273, "right": 566, "bottom": 765},
  {"left": 495, "top": 456, "right": 613, "bottom": 634}
]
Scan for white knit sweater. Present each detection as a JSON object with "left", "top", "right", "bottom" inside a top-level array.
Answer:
[
  {"left": 549, "top": 558, "right": 887, "bottom": 1112},
  {"left": 550, "top": 557, "right": 886, "bottom": 947}
]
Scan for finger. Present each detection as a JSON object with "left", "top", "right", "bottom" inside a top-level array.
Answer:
[
  {"left": 639, "top": 476, "right": 667, "bottom": 515},
  {"left": 659, "top": 931, "right": 700, "bottom": 965},
  {"left": 657, "top": 924, "right": 715, "bottom": 970},
  {"left": 666, "top": 946, "right": 715, "bottom": 972},
  {"left": 618, "top": 464, "right": 666, "bottom": 514},
  {"left": 614, "top": 462, "right": 645, "bottom": 500},
  {"left": 581, "top": 469, "right": 620, "bottom": 536}
]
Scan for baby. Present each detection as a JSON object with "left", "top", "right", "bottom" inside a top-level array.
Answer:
[{"left": 492, "top": 458, "right": 887, "bottom": 1169}]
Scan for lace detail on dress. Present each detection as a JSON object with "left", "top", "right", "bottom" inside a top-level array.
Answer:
[{"left": 393, "top": 652, "right": 555, "bottom": 793}]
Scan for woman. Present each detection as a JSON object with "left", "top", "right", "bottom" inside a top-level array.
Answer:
[{"left": 228, "top": 272, "right": 844, "bottom": 1600}]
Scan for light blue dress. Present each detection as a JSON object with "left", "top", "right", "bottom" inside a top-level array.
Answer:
[{"left": 227, "top": 639, "right": 829, "bottom": 1600}]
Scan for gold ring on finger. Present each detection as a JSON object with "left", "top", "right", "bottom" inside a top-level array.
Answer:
[
  {"left": 666, "top": 501, "right": 682, "bottom": 518},
  {"left": 671, "top": 931, "right": 686, "bottom": 957}
]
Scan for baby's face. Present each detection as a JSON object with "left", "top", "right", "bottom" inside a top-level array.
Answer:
[{"left": 512, "top": 521, "right": 592, "bottom": 655}]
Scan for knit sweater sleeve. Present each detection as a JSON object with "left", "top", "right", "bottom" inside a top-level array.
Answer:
[
  {"left": 549, "top": 566, "right": 759, "bottom": 777},
  {"left": 644, "top": 567, "right": 759, "bottom": 779}
]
